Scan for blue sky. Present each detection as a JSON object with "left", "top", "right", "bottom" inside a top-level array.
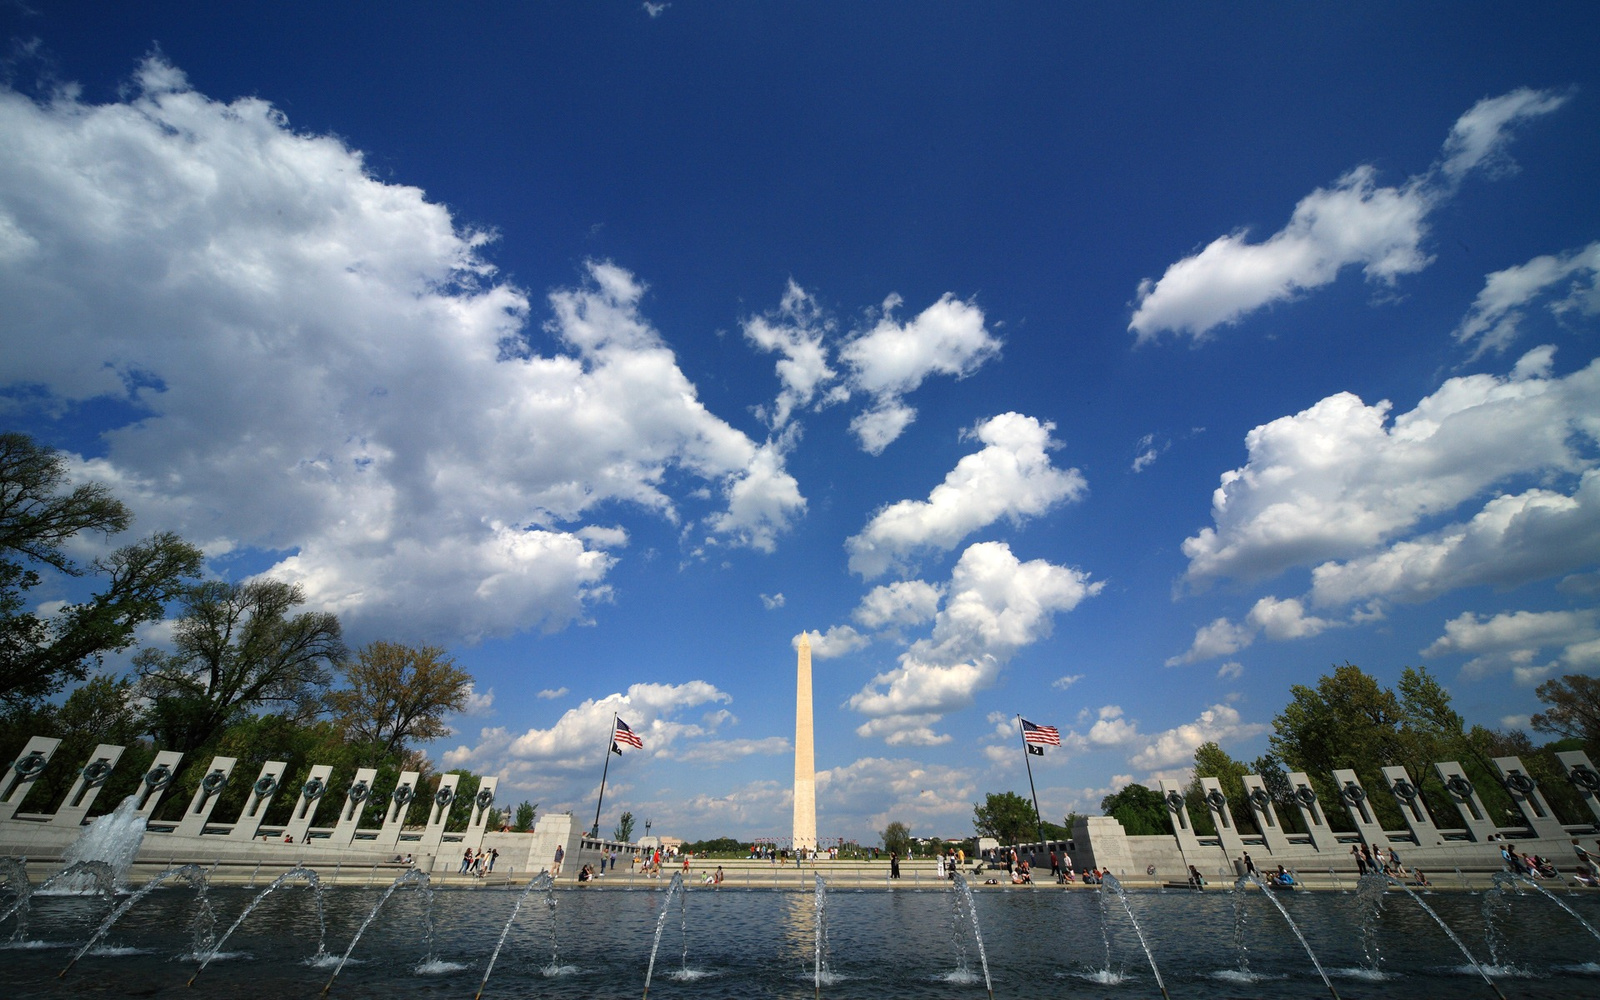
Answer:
[{"left": 2, "top": 4, "right": 1598, "bottom": 845}]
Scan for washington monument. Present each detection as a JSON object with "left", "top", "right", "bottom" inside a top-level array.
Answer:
[{"left": 793, "top": 632, "right": 817, "bottom": 851}]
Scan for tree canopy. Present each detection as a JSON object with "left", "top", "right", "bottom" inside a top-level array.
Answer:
[
  {"left": 0, "top": 433, "right": 203, "bottom": 707},
  {"left": 1100, "top": 783, "right": 1171, "bottom": 836},
  {"left": 326, "top": 640, "right": 471, "bottom": 764},
  {"left": 972, "top": 790, "right": 1037, "bottom": 844},
  {"left": 614, "top": 810, "right": 636, "bottom": 843},
  {"left": 881, "top": 820, "right": 912, "bottom": 856},
  {"left": 0, "top": 432, "right": 130, "bottom": 570},
  {"left": 1531, "top": 675, "right": 1600, "bottom": 753},
  {"left": 135, "top": 579, "right": 346, "bottom": 754}
]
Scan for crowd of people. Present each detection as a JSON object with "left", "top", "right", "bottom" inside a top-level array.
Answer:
[
  {"left": 741, "top": 844, "right": 846, "bottom": 864},
  {"left": 969, "top": 846, "right": 1113, "bottom": 886},
  {"left": 1346, "top": 843, "right": 1431, "bottom": 885},
  {"left": 457, "top": 846, "right": 499, "bottom": 876}
]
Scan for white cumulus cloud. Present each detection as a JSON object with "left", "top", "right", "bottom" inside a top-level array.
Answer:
[
  {"left": 847, "top": 413, "right": 1087, "bottom": 579},
  {"left": 743, "top": 282, "right": 1001, "bottom": 455},
  {"left": 1308, "top": 469, "right": 1600, "bottom": 607},
  {"left": 846, "top": 541, "right": 1101, "bottom": 742},
  {"left": 1130, "top": 88, "right": 1567, "bottom": 342},
  {"left": 1183, "top": 352, "right": 1600, "bottom": 586},
  {"left": 796, "top": 625, "right": 871, "bottom": 660},
  {"left": 445, "top": 680, "right": 732, "bottom": 773},
  {"left": 742, "top": 279, "right": 838, "bottom": 431},
  {"left": 0, "top": 58, "right": 805, "bottom": 643},
  {"left": 1423, "top": 608, "right": 1600, "bottom": 684},
  {"left": 839, "top": 293, "right": 1001, "bottom": 453},
  {"left": 851, "top": 579, "right": 944, "bottom": 631},
  {"left": 1127, "top": 704, "right": 1270, "bottom": 770},
  {"left": 1454, "top": 241, "right": 1600, "bottom": 358},
  {"left": 1168, "top": 596, "right": 1335, "bottom": 666}
]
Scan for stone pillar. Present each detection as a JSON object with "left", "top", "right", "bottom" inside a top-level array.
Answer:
[
  {"left": 792, "top": 633, "right": 817, "bottom": 852},
  {"left": 1433, "top": 761, "right": 1497, "bottom": 842},
  {"left": 0, "top": 736, "right": 61, "bottom": 821},
  {"left": 525, "top": 811, "right": 573, "bottom": 877},
  {"left": 1240, "top": 774, "right": 1290, "bottom": 854},
  {"left": 173, "top": 756, "right": 239, "bottom": 837},
  {"left": 1286, "top": 771, "right": 1341, "bottom": 852},
  {"left": 1157, "top": 778, "right": 1203, "bottom": 861},
  {"left": 50, "top": 743, "right": 126, "bottom": 827},
  {"left": 376, "top": 770, "right": 420, "bottom": 847},
  {"left": 332, "top": 767, "right": 379, "bottom": 845},
  {"left": 1199, "top": 777, "right": 1246, "bottom": 860},
  {"left": 229, "top": 761, "right": 288, "bottom": 841},
  {"left": 1073, "top": 814, "right": 1135, "bottom": 878},
  {"left": 135, "top": 751, "right": 185, "bottom": 819},
  {"left": 465, "top": 777, "right": 500, "bottom": 851},
  {"left": 1331, "top": 769, "right": 1388, "bottom": 848},
  {"left": 421, "top": 773, "right": 463, "bottom": 852},
  {"left": 1379, "top": 765, "right": 1443, "bottom": 847},
  {"left": 1493, "top": 756, "right": 1567, "bottom": 841},
  {"left": 284, "top": 764, "right": 335, "bottom": 843},
  {"left": 1556, "top": 750, "right": 1600, "bottom": 826}
]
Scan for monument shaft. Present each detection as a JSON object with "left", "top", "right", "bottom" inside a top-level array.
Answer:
[{"left": 793, "top": 633, "right": 817, "bottom": 851}]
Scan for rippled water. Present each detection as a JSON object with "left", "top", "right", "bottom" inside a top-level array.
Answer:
[{"left": 3, "top": 882, "right": 1599, "bottom": 998}]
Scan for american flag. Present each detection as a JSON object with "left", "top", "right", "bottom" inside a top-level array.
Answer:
[
  {"left": 1020, "top": 718, "right": 1060, "bottom": 746},
  {"left": 614, "top": 718, "right": 644, "bottom": 749}
]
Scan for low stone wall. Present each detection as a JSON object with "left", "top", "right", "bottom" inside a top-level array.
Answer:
[
  {"left": 0, "top": 736, "right": 510, "bottom": 868},
  {"left": 1072, "top": 749, "right": 1600, "bottom": 885}
]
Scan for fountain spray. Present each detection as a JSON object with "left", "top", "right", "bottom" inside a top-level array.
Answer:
[
  {"left": 1100, "top": 872, "right": 1169, "bottom": 1000},
  {"left": 1240, "top": 872, "right": 1339, "bottom": 999},
  {"left": 60, "top": 863, "right": 212, "bottom": 977},
  {"left": 475, "top": 871, "right": 555, "bottom": 999},
  {"left": 190, "top": 865, "right": 327, "bottom": 986},
  {"left": 642, "top": 871, "right": 686, "bottom": 1000},
  {"left": 1383, "top": 873, "right": 1506, "bottom": 1000},
  {"left": 320, "top": 867, "right": 434, "bottom": 995}
]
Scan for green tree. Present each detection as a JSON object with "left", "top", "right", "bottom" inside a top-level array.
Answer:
[
  {"left": 1269, "top": 663, "right": 1425, "bottom": 829},
  {"left": 438, "top": 769, "right": 481, "bottom": 832},
  {"left": 326, "top": 641, "right": 472, "bottom": 765},
  {"left": 1100, "top": 783, "right": 1171, "bottom": 836},
  {"left": 881, "top": 820, "right": 912, "bottom": 856},
  {"left": 135, "top": 579, "right": 345, "bottom": 754},
  {"left": 1531, "top": 675, "right": 1600, "bottom": 754},
  {"left": 514, "top": 801, "right": 538, "bottom": 832},
  {"left": 1036, "top": 819, "right": 1070, "bottom": 840},
  {"left": 0, "top": 433, "right": 203, "bottom": 708},
  {"left": 684, "top": 837, "right": 743, "bottom": 855},
  {"left": 614, "top": 810, "right": 636, "bottom": 842},
  {"left": 1265, "top": 661, "right": 1545, "bottom": 831},
  {"left": 1192, "top": 741, "right": 1254, "bottom": 832},
  {"left": 1249, "top": 751, "right": 1304, "bottom": 834},
  {"left": 0, "top": 433, "right": 129, "bottom": 565},
  {"left": 0, "top": 674, "right": 154, "bottom": 814},
  {"left": 151, "top": 713, "right": 365, "bottom": 826},
  {"left": 1271, "top": 664, "right": 1413, "bottom": 774},
  {"left": 972, "top": 790, "right": 1037, "bottom": 844}
]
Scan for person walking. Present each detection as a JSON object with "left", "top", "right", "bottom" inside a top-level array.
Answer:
[
  {"left": 890, "top": 851, "right": 901, "bottom": 879},
  {"left": 552, "top": 843, "right": 564, "bottom": 876}
]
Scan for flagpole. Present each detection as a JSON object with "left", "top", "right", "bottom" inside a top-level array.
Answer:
[
  {"left": 591, "top": 711, "right": 618, "bottom": 838},
  {"left": 1017, "top": 715, "right": 1046, "bottom": 846}
]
